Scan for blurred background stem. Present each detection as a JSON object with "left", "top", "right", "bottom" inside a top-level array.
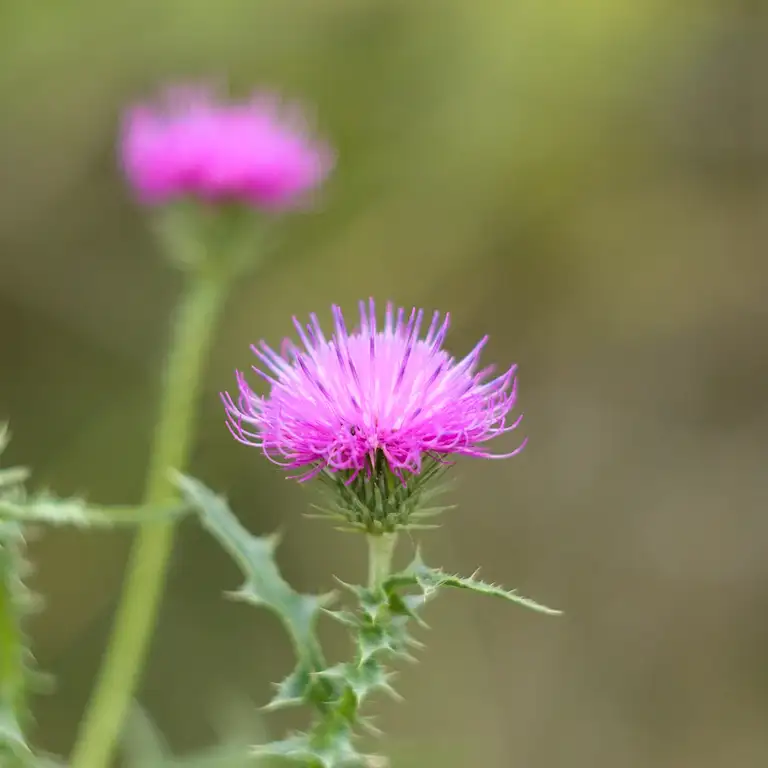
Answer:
[{"left": 70, "top": 265, "right": 230, "bottom": 768}]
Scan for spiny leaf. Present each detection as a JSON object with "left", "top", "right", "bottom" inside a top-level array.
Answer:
[
  {"left": 356, "top": 716, "right": 383, "bottom": 739},
  {"left": 0, "top": 524, "right": 35, "bottom": 763},
  {"left": 175, "top": 473, "right": 337, "bottom": 717},
  {"left": 317, "top": 661, "right": 401, "bottom": 706},
  {"left": 253, "top": 735, "right": 316, "bottom": 762},
  {"left": 0, "top": 427, "right": 35, "bottom": 761},
  {"left": 331, "top": 580, "right": 383, "bottom": 622},
  {"left": 386, "top": 592, "right": 429, "bottom": 629},
  {"left": 388, "top": 552, "right": 562, "bottom": 616},
  {"left": 263, "top": 665, "right": 315, "bottom": 712},
  {"left": 435, "top": 571, "right": 562, "bottom": 615},
  {"left": 0, "top": 708, "right": 28, "bottom": 760},
  {"left": 322, "top": 609, "right": 359, "bottom": 628},
  {"left": 0, "top": 428, "right": 185, "bottom": 528},
  {"left": 253, "top": 732, "right": 366, "bottom": 768},
  {"left": 356, "top": 626, "right": 396, "bottom": 664},
  {"left": 0, "top": 496, "right": 186, "bottom": 527}
]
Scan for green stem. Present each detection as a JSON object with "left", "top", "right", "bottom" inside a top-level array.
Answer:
[
  {"left": 305, "top": 534, "right": 399, "bottom": 765},
  {"left": 70, "top": 270, "right": 229, "bottom": 768},
  {"left": 366, "top": 533, "right": 398, "bottom": 590}
]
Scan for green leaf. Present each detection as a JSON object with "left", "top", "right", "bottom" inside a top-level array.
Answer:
[
  {"left": 253, "top": 731, "right": 372, "bottom": 768},
  {"left": 434, "top": 571, "right": 562, "bottom": 615},
  {"left": 253, "top": 734, "right": 321, "bottom": 765},
  {"left": 174, "top": 473, "right": 335, "bottom": 707},
  {"left": 387, "top": 551, "right": 562, "bottom": 616},
  {"left": 263, "top": 666, "right": 316, "bottom": 712},
  {"left": 176, "top": 474, "right": 405, "bottom": 766},
  {"left": 0, "top": 521, "right": 33, "bottom": 762},
  {"left": 317, "top": 661, "right": 401, "bottom": 706},
  {"left": 322, "top": 609, "right": 359, "bottom": 628},
  {"left": 0, "top": 496, "right": 186, "bottom": 527},
  {"left": 0, "top": 427, "right": 34, "bottom": 761},
  {"left": 0, "top": 707, "right": 28, "bottom": 759},
  {"left": 355, "top": 625, "right": 396, "bottom": 664}
]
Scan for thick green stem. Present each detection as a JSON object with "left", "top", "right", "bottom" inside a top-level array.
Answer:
[
  {"left": 70, "top": 270, "right": 229, "bottom": 768},
  {"left": 366, "top": 533, "right": 398, "bottom": 590}
]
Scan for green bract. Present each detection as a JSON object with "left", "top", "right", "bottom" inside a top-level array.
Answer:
[{"left": 309, "top": 458, "right": 454, "bottom": 534}]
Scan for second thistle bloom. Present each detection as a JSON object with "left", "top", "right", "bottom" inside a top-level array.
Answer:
[
  {"left": 223, "top": 300, "right": 525, "bottom": 487},
  {"left": 120, "top": 86, "right": 333, "bottom": 210}
]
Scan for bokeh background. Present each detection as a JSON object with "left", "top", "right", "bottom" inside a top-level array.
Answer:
[{"left": 1, "top": 1, "right": 767, "bottom": 766}]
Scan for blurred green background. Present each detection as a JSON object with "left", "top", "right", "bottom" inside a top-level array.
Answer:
[{"left": 1, "top": 0, "right": 767, "bottom": 765}]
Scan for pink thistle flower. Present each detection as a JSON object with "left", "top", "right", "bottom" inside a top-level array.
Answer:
[
  {"left": 222, "top": 300, "right": 526, "bottom": 484},
  {"left": 120, "top": 86, "right": 333, "bottom": 209}
]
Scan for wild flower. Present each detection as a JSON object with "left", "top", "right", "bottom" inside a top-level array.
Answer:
[
  {"left": 223, "top": 299, "right": 525, "bottom": 484},
  {"left": 120, "top": 86, "right": 333, "bottom": 209}
]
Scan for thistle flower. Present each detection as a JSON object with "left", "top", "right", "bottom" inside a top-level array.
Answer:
[
  {"left": 223, "top": 301, "right": 525, "bottom": 490},
  {"left": 120, "top": 86, "right": 333, "bottom": 209}
]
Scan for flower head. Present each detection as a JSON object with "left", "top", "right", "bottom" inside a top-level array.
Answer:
[
  {"left": 223, "top": 300, "right": 525, "bottom": 486},
  {"left": 120, "top": 86, "right": 333, "bottom": 209}
]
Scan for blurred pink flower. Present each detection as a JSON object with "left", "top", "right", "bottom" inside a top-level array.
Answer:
[
  {"left": 120, "top": 86, "right": 333, "bottom": 209},
  {"left": 222, "top": 300, "right": 526, "bottom": 481}
]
